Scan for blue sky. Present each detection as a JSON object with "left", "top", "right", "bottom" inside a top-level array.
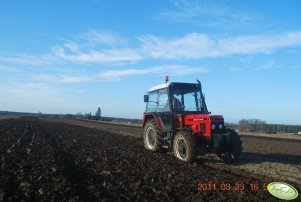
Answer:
[{"left": 0, "top": 0, "right": 300, "bottom": 124}]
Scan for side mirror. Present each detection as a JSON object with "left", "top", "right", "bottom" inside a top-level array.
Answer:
[{"left": 144, "top": 94, "right": 149, "bottom": 102}]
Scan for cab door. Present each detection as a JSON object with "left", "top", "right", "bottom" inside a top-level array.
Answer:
[{"left": 157, "top": 89, "right": 173, "bottom": 131}]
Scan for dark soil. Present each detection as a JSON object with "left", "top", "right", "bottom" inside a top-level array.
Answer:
[{"left": 0, "top": 117, "right": 284, "bottom": 201}]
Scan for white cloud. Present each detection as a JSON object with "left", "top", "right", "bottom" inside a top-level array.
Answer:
[
  {"left": 28, "top": 65, "right": 207, "bottom": 83},
  {"left": 140, "top": 31, "right": 301, "bottom": 60},
  {"left": 2, "top": 30, "right": 301, "bottom": 67},
  {"left": 140, "top": 33, "right": 215, "bottom": 59},
  {"left": 2, "top": 83, "right": 65, "bottom": 106},
  {"left": 32, "top": 74, "right": 91, "bottom": 83},
  {"left": 155, "top": 0, "right": 261, "bottom": 30},
  {"left": 0, "top": 54, "right": 56, "bottom": 66},
  {"left": 63, "top": 42, "right": 81, "bottom": 53},
  {"left": 217, "top": 32, "right": 301, "bottom": 55},
  {"left": 0, "top": 82, "right": 81, "bottom": 113},
  {"left": 98, "top": 65, "right": 208, "bottom": 80},
  {"left": 49, "top": 30, "right": 137, "bottom": 64},
  {"left": 0, "top": 65, "right": 21, "bottom": 73},
  {"left": 52, "top": 30, "right": 301, "bottom": 64},
  {"left": 52, "top": 45, "right": 142, "bottom": 64},
  {"left": 82, "top": 30, "right": 124, "bottom": 45},
  {"left": 99, "top": 68, "right": 151, "bottom": 80},
  {"left": 252, "top": 60, "right": 283, "bottom": 71},
  {"left": 229, "top": 67, "right": 243, "bottom": 72}
]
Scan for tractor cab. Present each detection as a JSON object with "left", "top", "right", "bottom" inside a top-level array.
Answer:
[
  {"left": 143, "top": 80, "right": 224, "bottom": 137},
  {"left": 142, "top": 77, "right": 242, "bottom": 162}
]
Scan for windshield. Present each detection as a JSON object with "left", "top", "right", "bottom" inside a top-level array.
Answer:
[
  {"left": 169, "top": 82, "right": 208, "bottom": 113},
  {"left": 184, "top": 92, "right": 200, "bottom": 111},
  {"left": 171, "top": 89, "right": 203, "bottom": 112}
]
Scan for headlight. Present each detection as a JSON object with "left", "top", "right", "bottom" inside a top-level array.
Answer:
[
  {"left": 218, "top": 123, "right": 223, "bottom": 130},
  {"left": 211, "top": 124, "right": 216, "bottom": 130}
]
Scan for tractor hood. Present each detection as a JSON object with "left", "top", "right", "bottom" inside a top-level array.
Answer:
[
  {"left": 182, "top": 114, "right": 224, "bottom": 122},
  {"left": 209, "top": 115, "right": 224, "bottom": 123},
  {"left": 179, "top": 114, "right": 224, "bottom": 137}
]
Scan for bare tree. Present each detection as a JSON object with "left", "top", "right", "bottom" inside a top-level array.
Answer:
[
  {"left": 95, "top": 107, "right": 101, "bottom": 120},
  {"left": 238, "top": 118, "right": 266, "bottom": 132}
]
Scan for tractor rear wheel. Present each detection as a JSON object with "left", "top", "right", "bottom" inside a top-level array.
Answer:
[
  {"left": 143, "top": 119, "right": 164, "bottom": 152},
  {"left": 173, "top": 130, "right": 196, "bottom": 162},
  {"left": 220, "top": 128, "right": 243, "bottom": 163}
]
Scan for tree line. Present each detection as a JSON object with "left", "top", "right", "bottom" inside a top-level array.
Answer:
[{"left": 230, "top": 119, "right": 301, "bottom": 133}]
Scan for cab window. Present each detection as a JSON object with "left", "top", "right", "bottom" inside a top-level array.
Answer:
[
  {"left": 146, "top": 91, "right": 158, "bottom": 112},
  {"left": 157, "top": 89, "right": 169, "bottom": 112}
]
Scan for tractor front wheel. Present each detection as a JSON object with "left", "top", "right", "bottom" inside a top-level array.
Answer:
[
  {"left": 219, "top": 128, "right": 243, "bottom": 163},
  {"left": 173, "top": 130, "right": 196, "bottom": 162}
]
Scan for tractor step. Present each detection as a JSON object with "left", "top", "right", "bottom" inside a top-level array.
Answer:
[{"left": 162, "top": 132, "right": 172, "bottom": 149}]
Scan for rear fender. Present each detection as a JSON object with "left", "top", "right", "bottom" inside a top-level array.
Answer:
[
  {"left": 174, "top": 127, "right": 193, "bottom": 141},
  {"left": 142, "top": 113, "right": 164, "bottom": 132},
  {"left": 175, "top": 127, "right": 192, "bottom": 134}
]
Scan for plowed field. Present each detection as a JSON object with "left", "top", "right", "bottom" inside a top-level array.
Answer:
[{"left": 0, "top": 117, "right": 299, "bottom": 201}]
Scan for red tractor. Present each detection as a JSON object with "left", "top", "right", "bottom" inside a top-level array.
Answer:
[{"left": 142, "top": 77, "right": 242, "bottom": 162}]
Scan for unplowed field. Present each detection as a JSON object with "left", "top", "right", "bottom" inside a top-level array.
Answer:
[{"left": 0, "top": 117, "right": 300, "bottom": 201}]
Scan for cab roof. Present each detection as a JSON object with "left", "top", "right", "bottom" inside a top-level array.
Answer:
[{"left": 148, "top": 82, "right": 199, "bottom": 92}]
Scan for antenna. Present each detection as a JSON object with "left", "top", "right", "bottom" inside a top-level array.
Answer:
[{"left": 165, "top": 75, "right": 169, "bottom": 84}]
